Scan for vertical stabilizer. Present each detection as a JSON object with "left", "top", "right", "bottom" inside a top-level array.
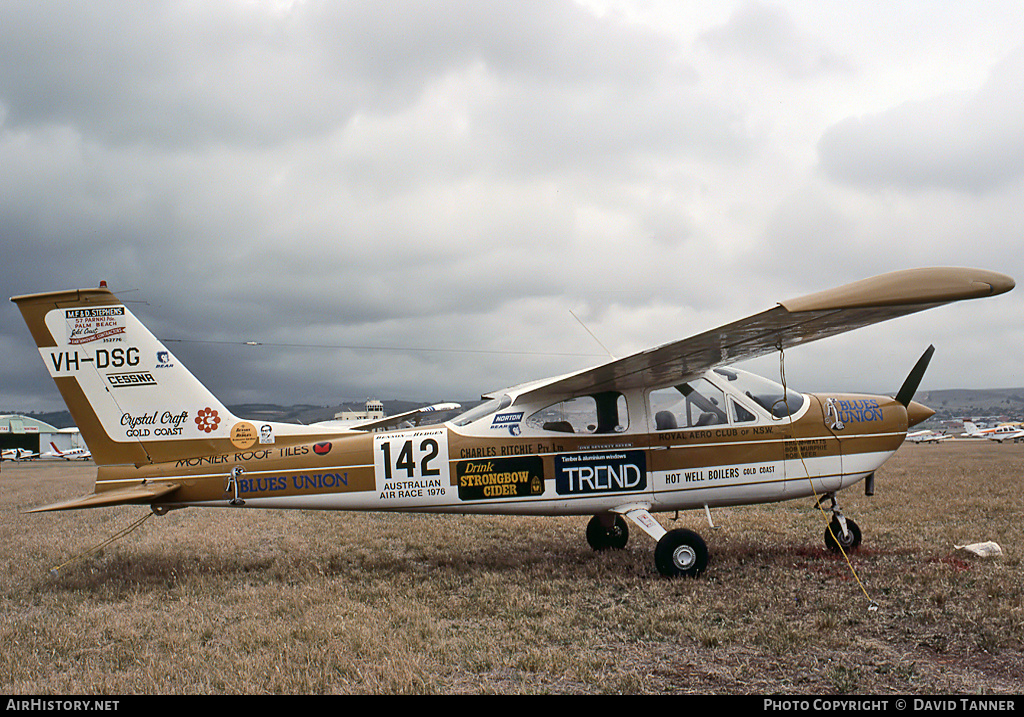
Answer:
[{"left": 11, "top": 287, "right": 241, "bottom": 466}]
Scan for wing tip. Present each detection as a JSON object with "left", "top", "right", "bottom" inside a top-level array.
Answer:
[{"left": 780, "top": 267, "right": 1015, "bottom": 313}]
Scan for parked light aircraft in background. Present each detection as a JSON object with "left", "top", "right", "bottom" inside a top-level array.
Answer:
[
  {"left": 987, "top": 427, "right": 1024, "bottom": 443},
  {"left": 11, "top": 267, "right": 1014, "bottom": 577},
  {"left": 961, "top": 421, "right": 1024, "bottom": 439},
  {"left": 1, "top": 448, "right": 38, "bottom": 461},
  {"left": 312, "top": 402, "right": 462, "bottom": 432},
  {"left": 42, "top": 442, "right": 92, "bottom": 461},
  {"left": 906, "top": 430, "right": 953, "bottom": 444}
]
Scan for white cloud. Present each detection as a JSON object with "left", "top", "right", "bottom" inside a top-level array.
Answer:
[{"left": 818, "top": 49, "right": 1024, "bottom": 193}]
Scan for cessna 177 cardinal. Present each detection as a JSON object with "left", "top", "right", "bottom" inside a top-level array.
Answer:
[{"left": 10, "top": 267, "right": 1014, "bottom": 577}]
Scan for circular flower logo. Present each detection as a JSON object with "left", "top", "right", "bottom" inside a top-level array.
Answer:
[{"left": 195, "top": 407, "right": 221, "bottom": 433}]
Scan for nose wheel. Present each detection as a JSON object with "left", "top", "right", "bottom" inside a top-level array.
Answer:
[
  {"left": 819, "top": 494, "right": 862, "bottom": 553},
  {"left": 825, "top": 516, "right": 862, "bottom": 552}
]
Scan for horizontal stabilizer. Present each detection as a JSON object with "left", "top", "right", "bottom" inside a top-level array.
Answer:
[{"left": 24, "top": 481, "right": 181, "bottom": 513}]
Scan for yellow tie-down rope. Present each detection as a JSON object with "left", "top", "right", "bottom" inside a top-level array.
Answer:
[
  {"left": 49, "top": 511, "right": 154, "bottom": 576},
  {"left": 775, "top": 346, "right": 878, "bottom": 612}
]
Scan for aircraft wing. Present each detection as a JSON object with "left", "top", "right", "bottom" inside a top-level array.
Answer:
[
  {"left": 503, "top": 267, "right": 1014, "bottom": 403},
  {"left": 24, "top": 481, "right": 181, "bottom": 513},
  {"left": 312, "top": 402, "right": 462, "bottom": 432}
]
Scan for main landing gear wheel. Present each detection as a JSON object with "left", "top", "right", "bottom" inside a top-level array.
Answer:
[
  {"left": 824, "top": 516, "right": 862, "bottom": 553},
  {"left": 654, "top": 528, "right": 708, "bottom": 578},
  {"left": 586, "top": 514, "right": 629, "bottom": 551}
]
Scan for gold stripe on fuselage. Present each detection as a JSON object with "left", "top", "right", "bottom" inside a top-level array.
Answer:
[{"left": 92, "top": 391, "right": 906, "bottom": 514}]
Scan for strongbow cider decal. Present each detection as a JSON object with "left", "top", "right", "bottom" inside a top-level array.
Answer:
[{"left": 457, "top": 456, "right": 544, "bottom": 500}]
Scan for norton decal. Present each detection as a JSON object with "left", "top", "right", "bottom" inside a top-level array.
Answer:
[
  {"left": 456, "top": 456, "right": 544, "bottom": 501},
  {"left": 374, "top": 428, "right": 450, "bottom": 502},
  {"left": 555, "top": 450, "right": 646, "bottom": 496},
  {"left": 64, "top": 307, "right": 126, "bottom": 345},
  {"left": 490, "top": 412, "right": 524, "bottom": 435},
  {"left": 230, "top": 421, "right": 258, "bottom": 449}
]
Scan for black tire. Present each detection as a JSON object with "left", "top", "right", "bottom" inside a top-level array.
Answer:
[
  {"left": 586, "top": 514, "right": 629, "bottom": 551},
  {"left": 654, "top": 528, "right": 708, "bottom": 578},
  {"left": 824, "top": 517, "right": 862, "bottom": 553}
]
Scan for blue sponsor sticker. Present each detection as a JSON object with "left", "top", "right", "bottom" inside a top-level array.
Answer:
[{"left": 555, "top": 450, "right": 647, "bottom": 495}]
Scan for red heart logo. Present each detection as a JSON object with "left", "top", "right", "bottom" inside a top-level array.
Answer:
[{"left": 313, "top": 442, "right": 332, "bottom": 455}]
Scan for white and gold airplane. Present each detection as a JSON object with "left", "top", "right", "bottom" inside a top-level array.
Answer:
[
  {"left": 10, "top": 267, "right": 1014, "bottom": 577},
  {"left": 1, "top": 448, "right": 39, "bottom": 461},
  {"left": 906, "top": 429, "right": 953, "bottom": 444}
]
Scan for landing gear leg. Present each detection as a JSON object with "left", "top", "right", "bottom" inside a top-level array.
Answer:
[{"left": 818, "top": 493, "right": 861, "bottom": 552}]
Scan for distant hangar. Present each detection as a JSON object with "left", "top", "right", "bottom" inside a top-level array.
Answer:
[{"left": 0, "top": 414, "right": 85, "bottom": 458}]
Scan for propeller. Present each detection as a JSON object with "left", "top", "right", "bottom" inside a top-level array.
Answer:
[{"left": 895, "top": 344, "right": 935, "bottom": 408}]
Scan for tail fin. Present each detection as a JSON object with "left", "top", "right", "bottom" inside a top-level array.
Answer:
[{"left": 11, "top": 286, "right": 241, "bottom": 466}]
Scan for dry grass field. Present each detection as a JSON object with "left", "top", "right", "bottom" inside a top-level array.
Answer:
[{"left": 1, "top": 440, "right": 1022, "bottom": 695}]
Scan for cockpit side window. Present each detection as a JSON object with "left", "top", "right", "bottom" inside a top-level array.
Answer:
[
  {"left": 713, "top": 367, "right": 805, "bottom": 418},
  {"left": 731, "top": 399, "right": 756, "bottom": 423},
  {"left": 649, "top": 379, "right": 728, "bottom": 429},
  {"left": 526, "top": 392, "right": 628, "bottom": 434}
]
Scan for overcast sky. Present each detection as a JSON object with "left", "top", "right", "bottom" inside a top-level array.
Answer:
[{"left": 2, "top": 0, "right": 1022, "bottom": 412}]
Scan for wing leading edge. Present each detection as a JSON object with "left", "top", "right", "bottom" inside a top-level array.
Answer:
[{"left": 505, "top": 267, "right": 1014, "bottom": 403}]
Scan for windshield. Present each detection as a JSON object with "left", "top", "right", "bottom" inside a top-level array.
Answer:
[{"left": 713, "top": 368, "right": 805, "bottom": 418}]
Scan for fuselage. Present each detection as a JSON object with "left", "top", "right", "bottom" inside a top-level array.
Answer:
[{"left": 97, "top": 368, "right": 914, "bottom": 517}]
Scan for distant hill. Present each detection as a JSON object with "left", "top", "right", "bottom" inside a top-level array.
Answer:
[
  {"left": 8, "top": 390, "right": 1021, "bottom": 432},
  {"left": 6, "top": 400, "right": 476, "bottom": 430},
  {"left": 914, "top": 388, "right": 1024, "bottom": 424},
  {"left": 227, "top": 400, "right": 474, "bottom": 425}
]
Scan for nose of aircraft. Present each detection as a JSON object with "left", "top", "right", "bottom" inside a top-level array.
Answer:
[{"left": 906, "top": 400, "right": 935, "bottom": 428}]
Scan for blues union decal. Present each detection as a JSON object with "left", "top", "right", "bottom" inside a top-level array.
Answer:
[
  {"left": 457, "top": 456, "right": 544, "bottom": 500},
  {"left": 825, "top": 397, "right": 884, "bottom": 430},
  {"left": 555, "top": 450, "right": 647, "bottom": 496}
]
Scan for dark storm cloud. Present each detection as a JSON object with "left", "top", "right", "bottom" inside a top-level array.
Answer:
[{"left": 1, "top": 2, "right": 1022, "bottom": 411}]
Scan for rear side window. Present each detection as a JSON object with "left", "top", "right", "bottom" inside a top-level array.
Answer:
[{"left": 526, "top": 392, "right": 628, "bottom": 434}]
